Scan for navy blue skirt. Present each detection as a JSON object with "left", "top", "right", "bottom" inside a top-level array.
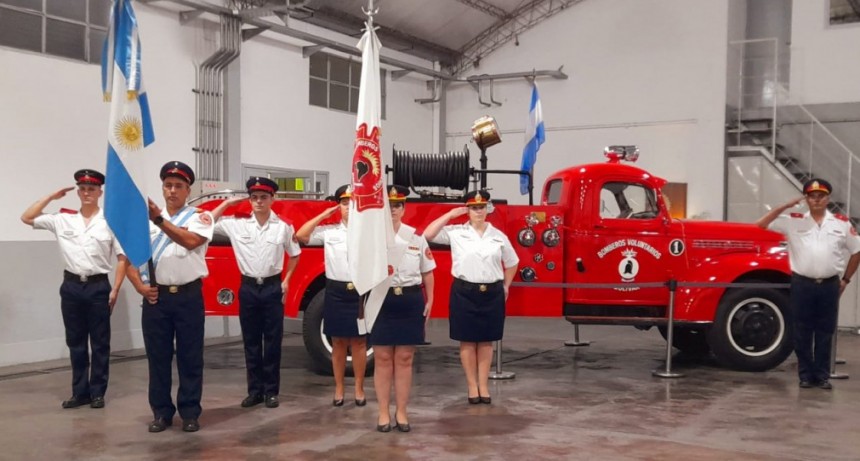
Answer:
[
  {"left": 370, "top": 287, "right": 425, "bottom": 346},
  {"left": 323, "top": 280, "right": 363, "bottom": 337},
  {"left": 449, "top": 279, "right": 505, "bottom": 342}
]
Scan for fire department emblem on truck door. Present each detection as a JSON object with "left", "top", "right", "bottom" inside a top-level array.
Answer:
[
  {"left": 669, "top": 239, "right": 685, "bottom": 256},
  {"left": 352, "top": 123, "right": 384, "bottom": 212},
  {"left": 618, "top": 249, "right": 639, "bottom": 281}
]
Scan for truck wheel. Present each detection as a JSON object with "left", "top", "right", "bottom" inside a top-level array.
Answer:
[
  {"left": 301, "top": 290, "right": 374, "bottom": 376},
  {"left": 707, "top": 286, "right": 792, "bottom": 371},
  {"left": 658, "top": 326, "right": 710, "bottom": 356}
]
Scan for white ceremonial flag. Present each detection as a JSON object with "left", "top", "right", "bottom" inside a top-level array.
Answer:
[{"left": 347, "top": 21, "right": 395, "bottom": 331}]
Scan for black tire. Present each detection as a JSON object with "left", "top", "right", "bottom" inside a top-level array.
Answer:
[
  {"left": 658, "top": 326, "right": 710, "bottom": 356},
  {"left": 707, "top": 285, "right": 792, "bottom": 371},
  {"left": 301, "top": 290, "right": 374, "bottom": 376}
]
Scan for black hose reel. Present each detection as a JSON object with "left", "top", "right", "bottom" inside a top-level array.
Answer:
[{"left": 389, "top": 146, "right": 471, "bottom": 196}]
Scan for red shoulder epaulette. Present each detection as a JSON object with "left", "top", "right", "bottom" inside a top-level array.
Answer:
[
  {"left": 789, "top": 212, "right": 803, "bottom": 218},
  {"left": 234, "top": 211, "right": 252, "bottom": 219},
  {"left": 59, "top": 208, "right": 78, "bottom": 214},
  {"left": 834, "top": 214, "right": 850, "bottom": 222}
]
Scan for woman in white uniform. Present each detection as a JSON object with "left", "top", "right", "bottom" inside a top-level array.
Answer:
[
  {"left": 370, "top": 185, "right": 435, "bottom": 433},
  {"left": 423, "top": 190, "right": 518, "bottom": 405},
  {"left": 296, "top": 185, "right": 367, "bottom": 407}
]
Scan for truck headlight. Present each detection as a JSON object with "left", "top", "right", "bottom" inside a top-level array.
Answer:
[{"left": 518, "top": 228, "right": 536, "bottom": 247}]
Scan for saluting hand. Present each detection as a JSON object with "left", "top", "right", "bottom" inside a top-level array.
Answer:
[
  {"left": 323, "top": 204, "right": 340, "bottom": 217},
  {"left": 449, "top": 207, "right": 469, "bottom": 218},
  {"left": 147, "top": 199, "right": 162, "bottom": 221},
  {"left": 50, "top": 187, "right": 76, "bottom": 201}
]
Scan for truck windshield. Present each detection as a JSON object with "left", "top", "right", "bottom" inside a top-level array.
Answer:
[{"left": 600, "top": 182, "right": 659, "bottom": 220}]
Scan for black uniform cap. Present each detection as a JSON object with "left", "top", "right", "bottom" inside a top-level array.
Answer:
[
  {"left": 74, "top": 169, "right": 105, "bottom": 186},
  {"left": 387, "top": 185, "right": 409, "bottom": 202},
  {"left": 333, "top": 184, "right": 352, "bottom": 202},
  {"left": 803, "top": 178, "right": 832, "bottom": 195},
  {"left": 246, "top": 177, "right": 278, "bottom": 195},
  {"left": 464, "top": 189, "right": 491, "bottom": 205},
  {"left": 159, "top": 161, "right": 195, "bottom": 185}
]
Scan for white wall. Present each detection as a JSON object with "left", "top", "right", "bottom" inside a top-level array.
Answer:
[
  {"left": 444, "top": 0, "right": 729, "bottom": 221},
  {"left": 0, "top": 4, "right": 432, "bottom": 367},
  {"left": 790, "top": 0, "right": 860, "bottom": 104}
]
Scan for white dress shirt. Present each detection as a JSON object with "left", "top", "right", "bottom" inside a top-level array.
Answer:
[
  {"left": 391, "top": 224, "right": 436, "bottom": 287},
  {"left": 308, "top": 222, "right": 351, "bottom": 282},
  {"left": 770, "top": 210, "right": 860, "bottom": 279},
  {"left": 431, "top": 222, "right": 519, "bottom": 283},
  {"left": 148, "top": 207, "right": 214, "bottom": 285},
  {"left": 215, "top": 211, "right": 301, "bottom": 278},
  {"left": 34, "top": 209, "right": 123, "bottom": 275}
]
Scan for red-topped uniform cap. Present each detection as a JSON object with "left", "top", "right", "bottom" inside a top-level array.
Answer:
[
  {"left": 246, "top": 176, "right": 278, "bottom": 195},
  {"left": 803, "top": 178, "right": 832, "bottom": 195},
  {"left": 159, "top": 161, "right": 195, "bottom": 185},
  {"left": 74, "top": 169, "right": 105, "bottom": 186}
]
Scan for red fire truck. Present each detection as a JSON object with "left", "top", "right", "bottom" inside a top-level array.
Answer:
[{"left": 196, "top": 146, "right": 792, "bottom": 374}]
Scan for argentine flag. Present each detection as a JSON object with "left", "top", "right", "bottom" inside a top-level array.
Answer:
[
  {"left": 102, "top": 0, "right": 155, "bottom": 267},
  {"left": 520, "top": 82, "right": 545, "bottom": 195}
]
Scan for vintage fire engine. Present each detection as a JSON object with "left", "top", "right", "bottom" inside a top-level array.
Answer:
[{"left": 196, "top": 145, "right": 792, "bottom": 374}]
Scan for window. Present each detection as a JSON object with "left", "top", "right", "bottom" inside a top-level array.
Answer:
[
  {"left": 0, "top": 0, "right": 110, "bottom": 63},
  {"left": 600, "top": 182, "right": 659, "bottom": 220},
  {"left": 544, "top": 179, "right": 563, "bottom": 204},
  {"left": 309, "top": 51, "right": 386, "bottom": 118},
  {"left": 830, "top": 0, "right": 860, "bottom": 25},
  {"left": 242, "top": 165, "right": 329, "bottom": 201}
]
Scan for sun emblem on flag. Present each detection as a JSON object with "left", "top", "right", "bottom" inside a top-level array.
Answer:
[{"left": 113, "top": 115, "right": 144, "bottom": 150}]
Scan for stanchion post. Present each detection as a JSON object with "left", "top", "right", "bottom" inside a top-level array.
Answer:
[
  {"left": 489, "top": 340, "right": 515, "bottom": 380},
  {"left": 652, "top": 279, "right": 684, "bottom": 378},
  {"left": 829, "top": 332, "right": 849, "bottom": 379},
  {"left": 564, "top": 324, "right": 591, "bottom": 347}
]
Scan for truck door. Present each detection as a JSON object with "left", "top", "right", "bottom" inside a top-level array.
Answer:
[{"left": 572, "top": 179, "right": 687, "bottom": 316}]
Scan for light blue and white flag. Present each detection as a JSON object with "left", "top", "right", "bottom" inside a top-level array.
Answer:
[
  {"left": 102, "top": 0, "right": 155, "bottom": 268},
  {"left": 520, "top": 82, "right": 545, "bottom": 195}
]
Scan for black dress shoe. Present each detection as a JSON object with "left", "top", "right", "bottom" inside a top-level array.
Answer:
[
  {"left": 480, "top": 396, "right": 492, "bottom": 404},
  {"left": 332, "top": 398, "right": 345, "bottom": 407},
  {"left": 62, "top": 396, "right": 91, "bottom": 409},
  {"left": 90, "top": 396, "right": 105, "bottom": 409},
  {"left": 376, "top": 423, "right": 391, "bottom": 433},
  {"left": 799, "top": 380, "right": 814, "bottom": 388},
  {"left": 467, "top": 396, "right": 481, "bottom": 405},
  {"left": 148, "top": 418, "right": 172, "bottom": 433},
  {"left": 241, "top": 394, "right": 264, "bottom": 408},
  {"left": 355, "top": 398, "right": 367, "bottom": 407},
  {"left": 182, "top": 419, "right": 200, "bottom": 432},
  {"left": 265, "top": 395, "right": 279, "bottom": 408},
  {"left": 819, "top": 380, "right": 833, "bottom": 390},
  {"left": 395, "top": 420, "right": 411, "bottom": 432}
]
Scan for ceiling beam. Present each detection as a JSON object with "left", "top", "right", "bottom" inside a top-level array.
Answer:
[
  {"left": 159, "top": 0, "right": 452, "bottom": 79},
  {"left": 451, "top": 0, "right": 585, "bottom": 76},
  {"left": 454, "top": 0, "right": 508, "bottom": 19}
]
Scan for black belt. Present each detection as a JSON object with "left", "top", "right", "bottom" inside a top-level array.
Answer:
[
  {"left": 241, "top": 274, "right": 281, "bottom": 286},
  {"left": 157, "top": 278, "right": 202, "bottom": 295},
  {"left": 792, "top": 273, "right": 839, "bottom": 284},
  {"left": 453, "top": 278, "right": 502, "bottom": 293},
  {"left": 389, "top": 285, "right": 422, "bottom": 296},
  {"left": 326, "top": 279, "right": 356, "bottom": 291},
  {"left": 63, "top": 270, "right": 108, "bottom": 284}
]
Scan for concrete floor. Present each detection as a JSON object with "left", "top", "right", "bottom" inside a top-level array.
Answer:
[{"left": 1, "top": 318, "right": 859, "bottom": 461}]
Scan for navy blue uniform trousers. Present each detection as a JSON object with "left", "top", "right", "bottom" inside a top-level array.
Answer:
[
  {"left": 791, "top": 274, "right": 840, "bottom": 383},
  {"left": 238, "top": 279, "right": 284, "bottom": 397},
  {"left": 142, "top": 280, "right": 205, "bottom": 420},
  {"left": 59, "top": 276, "right": 111, "bottom": 399}
]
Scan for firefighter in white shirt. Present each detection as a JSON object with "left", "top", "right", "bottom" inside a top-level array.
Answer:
[
  {"left": 757, "top": 178, "right": 860, "bottom": 390},
  {"left": 125, "top": 161, "right": 213, "bottom": 433},
  {"left": 21, "top": 169, "right": 127, "bottom": 410},
  {"left": 424, "top": 189, "right": 519, "bottom": 405},
  {"left": 210, "top": 177, "right": 301, "bottom": 409},
  {"left": 370, "top": 185, "right": 435, "bottom": 433},
  {"left": 296, "top": 185, "right": 367, "bottom": 407}
]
